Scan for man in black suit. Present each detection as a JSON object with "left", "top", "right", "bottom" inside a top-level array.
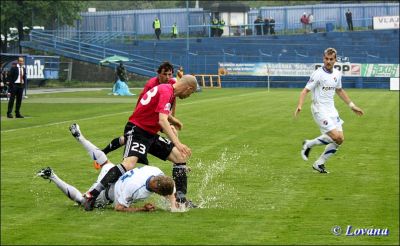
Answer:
[{"left": 7, "top": 57, "right": 26, "bottom": 118}]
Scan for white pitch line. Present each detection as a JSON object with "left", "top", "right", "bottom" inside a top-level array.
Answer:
[{"left": 1, "top": 90, "right": 267, "bottom": 133}]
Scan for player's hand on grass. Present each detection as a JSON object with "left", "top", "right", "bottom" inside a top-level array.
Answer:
[{"left": 143, "top": 203, "right": 155, "bottom": 212}]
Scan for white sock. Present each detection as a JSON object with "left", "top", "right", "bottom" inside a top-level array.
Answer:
[
  {"left": 315, "top": 142, "right": 339, "bottom": 165},
  {"left": 307, "top": 134, "right": 334, "bottom": 148},
  {"left": 78, "top": 135, "right": 108, "bottom": 165},
  {"left": 50, "top": 172, "right": 85, "bottom": 204}
]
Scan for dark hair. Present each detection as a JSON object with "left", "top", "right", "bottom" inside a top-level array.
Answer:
[{"left": 157, "top": 61, "right": 174, "bottom": 74}]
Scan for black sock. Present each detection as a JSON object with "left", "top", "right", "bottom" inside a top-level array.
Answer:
[
  {"left": 173, "top": 163, "right": 187, "bottom": 195},
  {"left": 100, "top": 164, "right": 126, "bottom": 188},
  {"left": 102, "top": 137, "right": 123, "bottom": 154}
]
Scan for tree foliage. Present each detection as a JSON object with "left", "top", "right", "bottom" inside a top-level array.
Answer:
[{"left": 0, "top": 0, "right": 86, "bottom": 52}]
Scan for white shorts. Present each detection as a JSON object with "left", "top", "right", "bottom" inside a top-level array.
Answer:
[{"left": 312, "top": 112, "right": 344, "bottom": 134}]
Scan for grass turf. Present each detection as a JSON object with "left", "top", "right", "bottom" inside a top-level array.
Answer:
[{"left": 1, "top": 88, "right": 399, "bottom": 245}]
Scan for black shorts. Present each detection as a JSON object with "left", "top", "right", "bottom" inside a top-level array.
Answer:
[{"left": 123, "top": 124, "right": 174, "bottom": 165}]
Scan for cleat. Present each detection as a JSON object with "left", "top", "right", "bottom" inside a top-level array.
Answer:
[
  {"left": 312, "top": 163, "right": 329, "bottom": 173},
  {"left": 184, "top": 200, "right": 198, "bottom": 208},
  {"left": 93, "top": 161, "right": 101, "bottom": 170},
  {"left": 37, "top": 167, "right": 53, "bottom": 179},
  {"left": 301, "top": 140, "right": 311, "bottom": 161},
  {"left": 69, "top": 123, "right": 81, "bottom": 139},
  {"left": 176, "top": 192, "right": 198, "bottom": 208},
  {"left": 83, "top": 192, "right": 96, "bottom": 211}
]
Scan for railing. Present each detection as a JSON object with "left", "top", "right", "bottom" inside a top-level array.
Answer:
[
  {"left": 34, "top": 18, "right": 374, "bottom": 44},
  {"left": 27, "top": 30, "right": 179, "bottom": 75},
  {"left": 25, "top": 26, "right": 397, "bottom": 76}
]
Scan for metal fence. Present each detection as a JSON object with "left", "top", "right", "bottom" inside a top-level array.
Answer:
[{"left": 55, "top": 2, "right": 398, "bottom": 37}]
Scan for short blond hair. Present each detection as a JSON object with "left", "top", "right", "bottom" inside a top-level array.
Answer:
[
  {"left": 154, "top": 176, "right": 175, "bottom": 196},
  {"left": 324, "top": 47, "right": 337, "bottom": 57}
]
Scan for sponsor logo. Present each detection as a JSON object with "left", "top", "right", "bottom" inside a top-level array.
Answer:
[
  {"left": 351, "top": 64, "right": 361, "bottom": 75},
  {"left": 26, "top": 59, "right": 44, "bottom": 79},
  {"left": 164, "top": 103, "right": 171, "bottom": 111},
  {"left": 322, "top": 86, "right": 336, "bottom": 91}
]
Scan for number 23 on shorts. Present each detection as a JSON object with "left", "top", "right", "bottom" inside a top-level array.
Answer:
[{"left": 131, "top": 142, "right": 146, "bottom": 154}]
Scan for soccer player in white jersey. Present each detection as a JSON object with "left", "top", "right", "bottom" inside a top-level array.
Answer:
[
  {"left": 294, "top": 47, "right": 364, "bottom": 173},
  {"left": 37, "top": 124, "right": 178, "bottom": 212}
]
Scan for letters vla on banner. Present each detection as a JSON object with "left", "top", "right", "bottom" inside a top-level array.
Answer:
[{"left": 373, "top": 16, "right": 399, "bottom": 30}]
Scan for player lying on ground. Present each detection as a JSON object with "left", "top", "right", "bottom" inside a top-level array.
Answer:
[
  {"left": 37, "top": 124, "right": 178, "bottom": 212},
  {"left": 81, "top": 75, "right": 198, "bottom": 211}
]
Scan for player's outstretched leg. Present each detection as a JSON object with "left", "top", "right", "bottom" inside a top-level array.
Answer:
[
  {"left": 301, "top": 134, "right": 334, "bottom": 161},
  {"left": 102, "top": 136, "right": 125, "bottom": 155},
  {"left": 301, "top": 140, "right": 312, "bottom": 161},
  {"left": 69, "top": 123, "right": 108, "bottom": 169},
  {"left": 37, "top": 167, "right": 85, "bottom": 204}
]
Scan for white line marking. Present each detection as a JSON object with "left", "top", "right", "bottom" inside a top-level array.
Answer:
[{"left": 1, "top": 90, "right": 267, "bottom": 133}]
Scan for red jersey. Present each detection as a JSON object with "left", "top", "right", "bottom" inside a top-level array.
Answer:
[
  {"left": 136, "top": 77, "right": 176, "bottom": 106},
  {"left": 129, "top": 84, "right": 176, "bottom": 135}
]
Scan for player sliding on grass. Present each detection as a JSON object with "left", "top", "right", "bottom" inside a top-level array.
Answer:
[
  {"left": 294, "top": 47, "right": 364, "bottom": 173},
  {"left": 37, "top": 124, "right": 178, "bottom": 212},
  {"left": 99, "top": 62, "right": 187, "bottom": 202},
  {"left": 81, "top": 75, "right": 198, "bottom": 211}
]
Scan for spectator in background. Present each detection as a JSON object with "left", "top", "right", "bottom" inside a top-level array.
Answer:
[
  {"left": 346, "top": 9, "right": 353, "bottom": 31},
  {"left": 116, "top": 62, "right": 128, "bottom": 82},
  {"left": 171, "top": 22, "right": 178, "bottom": 39},
  {"left": 218, "top": 18, "right": 225, "bottom": 37},
  {"left": 263, "top": 17, "right": 270, "bottom": 35},
  {"left": 300, "top": 12, "right": 309, "bottom": 34},
  {"left": 211, "top": 17, "right": 219, "bottom": 37},
  {"left": 0, "top": 66, "right": 10, "bottom": 100},
  {"left": 7, "top": 57, "right": 26, "bottom": 118},
  {"left": 269, "top": 17, "right": 276, "bottom": 35},
  {"left": 254, "top": 16, "right": 263, "bottom": 35},
  {"left": 176, "top": 66, "right": 184, "bottom": 81},
  {"left": 153, "top": 17, "right": 161, "bottom": 40},
  {"left": 307, "top": 13, "right": 314, "bottom": 33}
]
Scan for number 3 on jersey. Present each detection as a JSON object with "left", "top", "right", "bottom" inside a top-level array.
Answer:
[
  {"left": 131, "top": 142, "right": 146, "bottom": 154},
  {"left": 140, "top": 87, "right": 158, "bottom": 105}
]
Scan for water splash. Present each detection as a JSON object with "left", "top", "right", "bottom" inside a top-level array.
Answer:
[{"left": 193, "top": 147, "right": 242, "bottom": 209}]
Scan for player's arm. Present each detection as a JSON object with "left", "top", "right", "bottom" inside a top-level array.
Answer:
[
  {"left": 114, "top": 202, "right": 155, "bottom": 212},
  {"left": 336, "top": 88, "right": 364, "bottom": 116},
  {"left": 294, "top": 88, "right": 310, "bottom": 117},
  {"left": 171, "top": 101, "right": 176, "bottom": 117},
  {"left": 168, "top": 114, "right": 182, "bottom": 131},
  {"left": 159, "top": 113, "right": 191, "bottom": 158}
]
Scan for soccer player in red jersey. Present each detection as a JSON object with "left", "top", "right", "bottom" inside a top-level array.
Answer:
[{"left": 82, "top": 75, "right": 198, "bottom": 211}]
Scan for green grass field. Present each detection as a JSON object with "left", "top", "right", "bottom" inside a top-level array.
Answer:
[{"left": 1, "top": 88, "right": 399, "bottom": 245}]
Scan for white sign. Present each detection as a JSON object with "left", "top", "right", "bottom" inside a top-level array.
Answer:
[
  {"left": 373, "top": 16, "right": 399, "bottom": 30},
  {"left": 390, "top": 78, "right": 399, "bottom": 91},
  {"left": 26, "top": 60, "right": 44, "bottom": 79}
]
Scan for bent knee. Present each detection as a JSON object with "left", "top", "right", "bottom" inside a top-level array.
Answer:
[
  {"left": 119, "top": 136, "right": 126, "bottom": 144},
  {"left": 121, "top": 156, "right": 138, "bottom": 170},
  {"left": 167, "top": 148, "right": 189, "bottom": 163},
  {"left": 332, "top": 135, "right": 344, "bottom": 145}
]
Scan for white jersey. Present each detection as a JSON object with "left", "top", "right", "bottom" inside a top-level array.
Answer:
[
  {"left": 113, "top": 166, "right": 164, "bottom": 207},
  {"left": 305, "top": 67, "right": 342, "bottom": 117}
]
